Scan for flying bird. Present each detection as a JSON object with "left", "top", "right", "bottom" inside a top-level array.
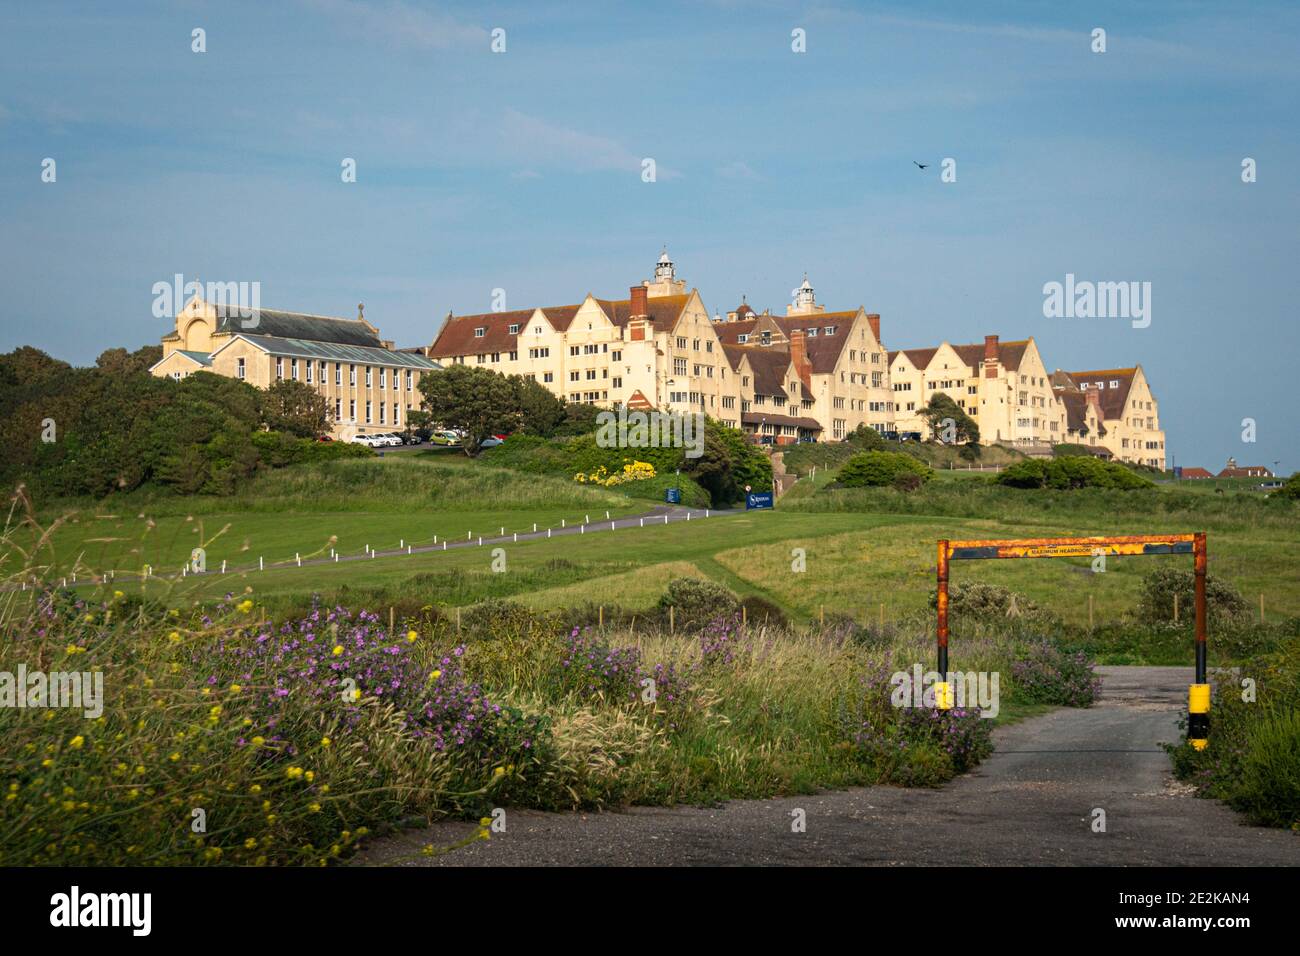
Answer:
[{"left": 913, "top": 161, "right": 929, "bottom": 170}]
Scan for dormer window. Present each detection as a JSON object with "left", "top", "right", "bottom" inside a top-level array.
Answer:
[
  {"left": 474, "top": 327, "right": 486, "bottom": 337},
  {"left": 807, "top": 328, "right": 817, "bottom": 337},
  {"left": 824, "top": 326, "right": 837, "bottom": 335},
  {"left": 738, "top": 334, "right": 749, "bottom": 343},
  {"left": 1109, "top": 380, "right": 1120, "bottom": 388},
  {"left": 508, "top": 324, "right": 520, "bottom": 334}
]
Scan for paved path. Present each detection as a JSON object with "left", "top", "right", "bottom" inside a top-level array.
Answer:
[{"left": 354, "top": 666, "right": 1298, "bottom": 866}]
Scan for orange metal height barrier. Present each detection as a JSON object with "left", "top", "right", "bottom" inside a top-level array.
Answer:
[{"left": 935, "top": 533, "right": 1210, "bottom": 749}]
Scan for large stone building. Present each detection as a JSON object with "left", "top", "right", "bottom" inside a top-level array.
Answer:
[
  {"left": 151, "top": 294, "right": 440, "bottom": 440},
  {"left": 889, "top": 336, "right": 1065, "bottom": 448},
  {"left": 426, "top": 251, "right": 1169, "bottom": 460},
  {"left": 1051, "top": 366, "right": 1166, "bottom": 468}
]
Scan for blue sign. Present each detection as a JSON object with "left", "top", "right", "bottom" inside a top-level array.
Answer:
[
  {"left": 665, "top": 487, "right": 682, "bottom": 504},
  {"left": 746, "top": 492, "right": 774, "bottom": 510}
]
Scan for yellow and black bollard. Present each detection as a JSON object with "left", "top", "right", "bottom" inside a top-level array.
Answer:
[
  {"left": 935, "top": 540, "right": 953, "bottom": 710},
  {"left": 1188, "top": 532, "right": 1210, "bottom": 750}
]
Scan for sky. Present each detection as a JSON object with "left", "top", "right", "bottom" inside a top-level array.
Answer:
[{"left": 1, "top": 0, "right": 1297, "bottom": 473}]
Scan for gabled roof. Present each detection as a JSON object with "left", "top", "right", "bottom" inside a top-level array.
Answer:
[
  {"left": 428, "top": 308, "right": 540, "bottom": 357},
  {"left": 892, "top": 340, "right": 1029, "bottom": 374},
  {"left": 1055, "top": 389, "right": 1106, "bottom": 435},
  {"left": 428, "top": 293, "right": 693, "bottom": 358},
  {"left": 714, "top": 311, "right": 857, "bottom": 374},
  {"left": 1180, "top": 468, "right": 1214, "bottom": 479},
  {"left": 212, "top": 334, "right": 441, "bottom": 369},
  {"left": 593, "top": 293, "right": 690, "bottom": 329},
  {"left": 177, "top": 350, "right": 213, "bottom": 367},
  {"left": 211, "top": 305, "right": 383, "bottom": 348},
  {"left": 737, "top": 347, "right": 795, "bottom": 399},
  {"left": 889, "top": 348, "right": 938, "bottom": 370},
  {"left": 1064, "top": 367, "right": 1137, "bottom": 419}
]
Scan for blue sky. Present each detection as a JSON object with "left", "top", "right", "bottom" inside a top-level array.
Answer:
[{"left": 1, "top": 0, "right": 1297, "bottom": 472}]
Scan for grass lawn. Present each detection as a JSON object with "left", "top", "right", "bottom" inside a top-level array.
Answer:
[{"left": 14, "top": 454, "right": 1298, "bottom": 649}]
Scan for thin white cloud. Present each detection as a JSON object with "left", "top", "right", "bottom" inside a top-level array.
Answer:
[
  {"left": 301, "top": 0, "right": 486, "bottom": 51},
  {"left": 499, "top": 109, "right": 678, "bottom": 178},
  {"left": 717, "top": 160, "right": 762, "bottom": 182}
]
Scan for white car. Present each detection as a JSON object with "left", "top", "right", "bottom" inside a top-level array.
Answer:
[{"left": 371, "top": 433, "right": 402, "bottom": 447}]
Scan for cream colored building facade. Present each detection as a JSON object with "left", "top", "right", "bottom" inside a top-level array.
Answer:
[
  {"left": 1051, "top": 366, "right": 1166, "bottom": 468},
  {"left": 151, "top": 294, "right": 440, "bottom": 440},
  {"left": 889, "top": 336, "right": 1065, "bottom": 448},
  {"left": 428, "top": 252, "right": 1169, "bottom": 459}
]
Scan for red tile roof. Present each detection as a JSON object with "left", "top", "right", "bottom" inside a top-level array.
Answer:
[
  {"left": 428, "top": 293, "right": 691, "bottom": 358},
  {"left": 1180, "top": 468, "right": 1214, "bottom": 479}
]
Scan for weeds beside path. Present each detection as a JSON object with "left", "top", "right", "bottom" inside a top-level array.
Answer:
[{"left": 353, "top": 667, "right": 1298, "bottom": 866}]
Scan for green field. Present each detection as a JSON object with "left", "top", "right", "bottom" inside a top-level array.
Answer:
[{"left": 19, "top": 451, "right": 1298, "bottom": 642}]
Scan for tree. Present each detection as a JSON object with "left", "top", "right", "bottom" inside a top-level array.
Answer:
[
  {"left": 96, "top": 345, "right": 162, "bottom": 376},
  {"left": 418, "top": 365, "right": 520, "bottom": 455},
  {"left": 509, "top": 374, "right": 566, "bottom": 436},
  {"left": 259, "top": 379, "right": 329, "bottom": 438},
  {"left": 920, "top": 392, "right": 979, "bottom": 444},
  {"left": 847, "top": 423, "right": 887, "bottom": 450}
]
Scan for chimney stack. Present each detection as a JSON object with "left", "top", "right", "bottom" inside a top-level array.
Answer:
[
  {"left": 789, "top": 329, "right": 813, "bottom": 390},
  {"left": 630, "top": 285, "right": 648, "bottom": 318},
  {"left": 1085, "top": 387, "right": 1102, "bottom": 416},
  {"left": 866, "top": 313, "right": 881, "bottom": 343},
  {"left": 984, "top": 334, "right": 1000, "bottom": 378}
]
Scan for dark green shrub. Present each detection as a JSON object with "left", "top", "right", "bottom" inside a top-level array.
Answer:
[
  {"left": 998, "top": 455, "right": 1153, "bottom": 490},
  {"left": 838, "top": 451, "right": 933, "bottom": 488},
  {"left": 740, "top": 594, "right": 787, "bottom": 628},
  {"left": 658, "top": 577, "right": 739, "bottom": 631},
  {"left": 1134, "top": 567, "right": 1250, "bottom": 626},
  {"left": 928, "top": 582, "right": 1058, "bottom": 627}
]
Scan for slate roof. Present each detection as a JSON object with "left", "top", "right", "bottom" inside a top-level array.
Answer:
[
  {"left": 741, "top": 411, "right": 822, "bottom": 430},
  {"left": 176, "top": 350, "right": 213, "bottom": 366},
  {"left": 211, "top": 305, "right": 384, "bottom": 348},
  {"left": 1063, "top": 368, "right": 1137, "bottom": 420},
  {"left": 714, "top": 311, "right": 857, "bottom": 374},
  {"left": 216, "top": 334, "right": 441, "bottom": 369}
]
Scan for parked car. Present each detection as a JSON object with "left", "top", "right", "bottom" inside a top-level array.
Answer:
[
  {"left": 348, "top": 434, "right": 379, "bottom": 447},
  {"left": 480, "top": 436, "right": 505, "bottom": 448},
  {"left": 430, "top": 430, "right": 462, "bottom": 446},
  {"left": 401, "top": 431, "right": 422, "bottom": 445},
  {"left": 372, "top": 433, "right": 402, "bottom": 447}
]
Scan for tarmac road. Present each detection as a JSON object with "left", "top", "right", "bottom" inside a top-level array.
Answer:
[{"left": 353, "top": 666, "right": 1298, "bottom": 866}]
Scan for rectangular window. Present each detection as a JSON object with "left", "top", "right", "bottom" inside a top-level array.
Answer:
[
  {"left": 365, "top": 366, "right": 372, "bottom": 387},
  {"left": 276, "top": 358, "right": 283, "bottom": 379},
  {"left": 335, "top": 363, "right": 342, "bottom": 386},
  {"left": 335, "top": 398, "right": 341, "bottom": 420},
  {"left": 236, "top": 357, "right": 246, "bottom": 380},
  {"left": 474, "top": 327, "right": 486, "bottom": 338},
  {"left": 349, "top": 365, "right": 356, "bottom": 386},
  {"left": 379, "top": 403, "right": 385, "bottom": 424},
  {"left": 365, "top": 401, "right": 372, "bottom": 424},
  {"left": 406, "top": 370, "right": 413, "bottom": 391},
  {"left": 291, "top": 359, "right": 298, "bottom": 380},
  {"left": 305, "top": 361, "right": 313, "bottom": 383},
  {"left": 379, "top": 368, "right": 386, "bottom": 389},
  {"left": 349, "top": 399, "right": 356, "bottom": 421}
]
